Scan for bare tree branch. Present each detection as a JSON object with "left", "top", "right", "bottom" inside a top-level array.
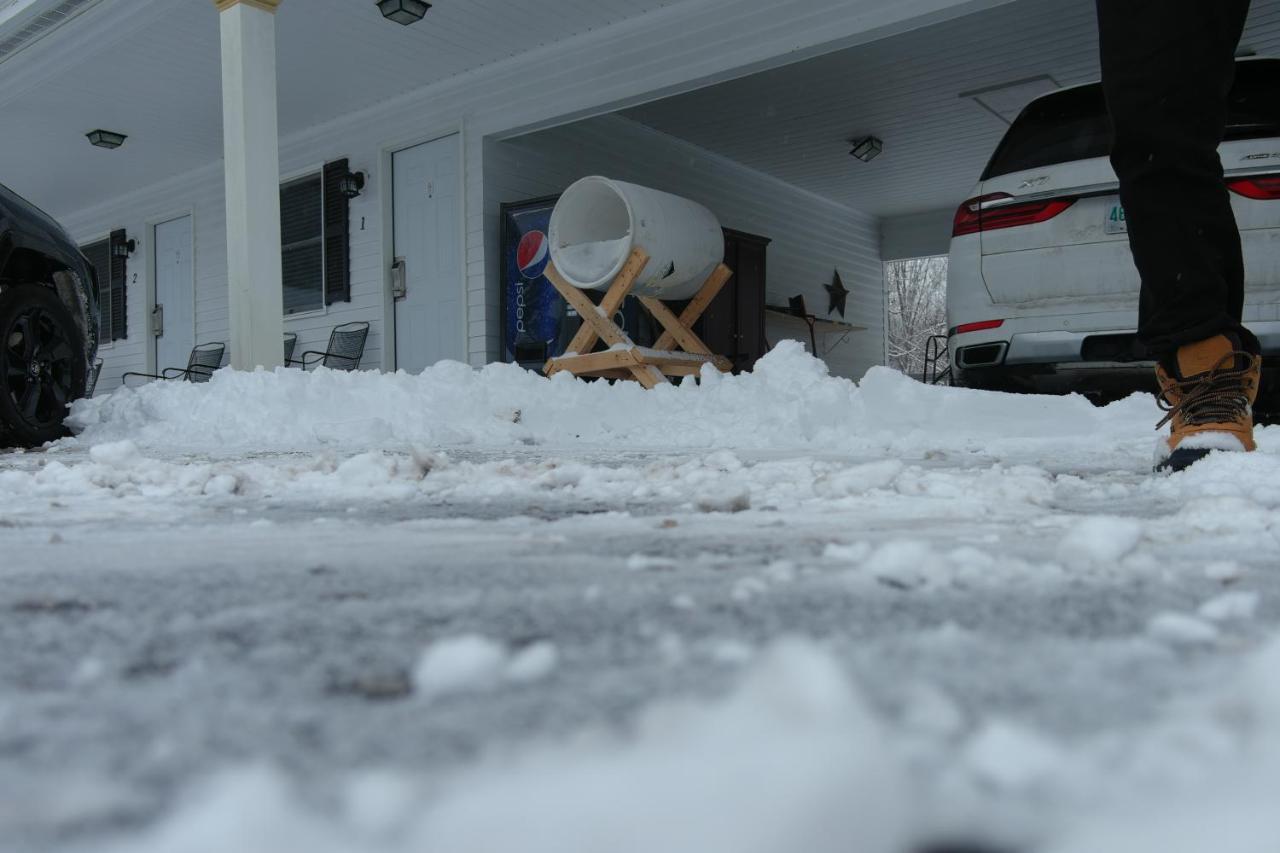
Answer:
[{"left": 885, "top": 256, "right": 947, "bottom": 378}]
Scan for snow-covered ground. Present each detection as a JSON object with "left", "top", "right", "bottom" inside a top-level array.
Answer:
[{"left": 3, "top": 342, "right": 1280, "bottom": 852}]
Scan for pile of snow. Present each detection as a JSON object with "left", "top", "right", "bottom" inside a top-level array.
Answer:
[
  {"left": 83, "top": 631, "right": 1280, "bottom": 853},
  {"left": 96, "top": 640, "right": 906, "bottom": 853},
  {"left": 67, "top": 342, "right": 1157, "bottom": 458}
]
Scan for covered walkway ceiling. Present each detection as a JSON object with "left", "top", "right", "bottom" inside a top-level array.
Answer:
[
  {"left": 6, "top": 0, "right": 1280, "bottom": 224},
  {"left": 0, "top": 0, "right": 682, "bottom": 216},
  {"left": 623, "top": 0, "right": 1280, "bottom": 219}
]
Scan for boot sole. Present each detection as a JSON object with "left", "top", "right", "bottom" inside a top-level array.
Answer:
[{"left": 1154, "top": 447, "right": 1214, "bottom": 473}]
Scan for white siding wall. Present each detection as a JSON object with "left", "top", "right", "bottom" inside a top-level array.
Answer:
[
  {"left": 485, "top": 116, "right": 884, "bottom": 378},
  {"left": 59, "top": 132, "right": 420, "bottom": 394}
]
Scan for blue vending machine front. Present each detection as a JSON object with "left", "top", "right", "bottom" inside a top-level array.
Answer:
[
  {"left": 500, "top": 195, "right": 653, "bottom": 371},
  {"left": 500, "top": 196, "right": 574, "bottom": 370}
]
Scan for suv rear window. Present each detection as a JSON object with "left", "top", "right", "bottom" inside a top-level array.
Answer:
[{"left": 982, "top": 58, "right": 1280, "bottom": 180}]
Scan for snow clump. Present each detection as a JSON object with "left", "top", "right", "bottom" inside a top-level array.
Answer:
[
  {"left": 413, "top": 635, "right": 558, "bottom": 700},
  {"left": 1055, "top": 516, "right": 1143, "bottom": 569}
]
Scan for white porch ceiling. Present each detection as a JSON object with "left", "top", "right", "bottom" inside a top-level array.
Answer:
[
  {"left": 0, "top": 0, "right": 687, "bottom": 217},
  {"left": 621, "top": 0, "right": 1280, "bottom": 220},
  {"left": 7, "top": 0, "right": 1280, "bottom": 227}
]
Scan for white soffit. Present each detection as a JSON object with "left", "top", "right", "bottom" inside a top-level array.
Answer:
[
  {"left": 0, "top": 0, "right": 100, "bottom": 64},
  {"left": 959, "top": 75, "right": 1059, "bottom": 125}
]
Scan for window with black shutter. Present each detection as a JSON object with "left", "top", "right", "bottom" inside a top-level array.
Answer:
[
  {"left": 280, "top": 174, "right": 325, "bottom": 315},
  {"left": 279, "top": 159, "right": 352, "bottom": 315},
  {"left": 80, "top": 235, "right": 127, "bottom": 343}
]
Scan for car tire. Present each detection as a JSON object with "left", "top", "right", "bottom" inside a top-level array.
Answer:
[{"left": 0, "top": 283, "right": 87, "bottom": 447}]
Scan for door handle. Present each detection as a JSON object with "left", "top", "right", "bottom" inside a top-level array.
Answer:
[
  {"left": 391, "top": 256, "right": 407, "bottom": 300},
  {"left": 152, "top": 304, "right": 164, "bottom": 337}
]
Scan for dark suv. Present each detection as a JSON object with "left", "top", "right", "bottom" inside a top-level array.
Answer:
[{"left": 0, "top": 183, "right": 98, "bottom": 446}]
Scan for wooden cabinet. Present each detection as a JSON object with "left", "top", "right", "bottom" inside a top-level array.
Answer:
[{"left": 697, "top": 228, "right": 770, "bottom": 372}]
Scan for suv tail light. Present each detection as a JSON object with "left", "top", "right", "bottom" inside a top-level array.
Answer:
[
  {"left": 1227, "top": 174, "right": 1280, "bottom": 200},
  {"left": 953, "top": 319, "right": 1005, "bottom": 335},
  {"left": 953, "top": 193, "right": 1076, "bottom": 237}
]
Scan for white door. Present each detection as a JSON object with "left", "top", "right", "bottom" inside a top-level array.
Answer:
[
  {"left": 153, "top": 215, "right": 195, "bottom": 372},
  {"left": 393, "top": 134, "right": 463, "bottom": 373}
]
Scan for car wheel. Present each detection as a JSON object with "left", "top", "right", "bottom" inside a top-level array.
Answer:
[{"left": 0, "top": 283, "right": 87, "bottom": 447}]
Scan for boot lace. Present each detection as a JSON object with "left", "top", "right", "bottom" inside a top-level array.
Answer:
[{"left": 1155, "top": 351, "right": 1255, "bottom": 431}]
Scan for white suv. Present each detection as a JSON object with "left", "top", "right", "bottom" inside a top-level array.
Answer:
[{"left": 947, "top": 56, "right": 1280, "bottom": 401}]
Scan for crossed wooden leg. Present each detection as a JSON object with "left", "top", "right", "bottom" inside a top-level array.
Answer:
[{"left": 543, "top": 246, "right": 734, "bottom": 387}]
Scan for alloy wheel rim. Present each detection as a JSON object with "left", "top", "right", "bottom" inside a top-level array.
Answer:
[{"left": 4, "top": 306, "right": 75, "bottom": 428}]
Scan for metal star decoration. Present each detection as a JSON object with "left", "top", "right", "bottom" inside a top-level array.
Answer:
[{"left": 824, "top": 269, "right": 849, "bottom": 318}]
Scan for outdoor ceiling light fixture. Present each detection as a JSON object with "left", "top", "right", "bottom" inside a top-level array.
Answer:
[
  {"left": 339, "top": 170, "right": 366, "bottom": 199},
  {"left": 377, "top": 0, "right": 431, "bottom": 25},
  {"left": 849, "top": 135, "right": 883, "bottom": 163},
  {"left": 86, "top": 129, "right": 127, "bottom": 150}
]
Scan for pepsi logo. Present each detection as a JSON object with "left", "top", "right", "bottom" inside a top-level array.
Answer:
[{"left": 517, "top": 231, "right": 550, "bottom": 280}]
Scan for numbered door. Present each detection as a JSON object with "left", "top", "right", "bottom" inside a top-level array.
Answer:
[
  {"left": 153, "top": 215, "right": 195, "bottom": 372},
  {"left": 393, "top": 134, "right": 463, "bottom": 373}
]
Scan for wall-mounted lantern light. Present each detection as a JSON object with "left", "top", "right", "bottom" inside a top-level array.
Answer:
[
  {"left": 339, "top": 171, "right": 366, "bottom": 199},
  {"left": 377, "top": 0, "right": 431, "bottom": 25},
  {"left": 849, "top": 136, "right": 883, "bottom": 163},
  {"left": 112, "top": 237, "right": 136, "bottom": 258},
  {"left": 87, "top": 129, "right": 128, "bottom": 150}
]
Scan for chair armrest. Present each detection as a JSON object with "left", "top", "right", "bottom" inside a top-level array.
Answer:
[
  {"left": 121, "top": 370, "right": 166, "bottom": 386},
  {"left": 295, "top": 351, "right": 328, "bottom": 369}
]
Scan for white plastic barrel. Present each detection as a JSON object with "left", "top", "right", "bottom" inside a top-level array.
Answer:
[{"left": 548, "top": 176, "right": 724, "bottom": 300}]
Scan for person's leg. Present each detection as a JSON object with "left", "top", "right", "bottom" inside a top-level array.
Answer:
[{"left": 1096, "top": 0, "right": 1253, "bottom": 360}]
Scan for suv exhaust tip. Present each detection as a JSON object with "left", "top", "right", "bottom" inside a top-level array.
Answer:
[{"left": 956, "top": 342, "right": 1008, "bottom": 369}]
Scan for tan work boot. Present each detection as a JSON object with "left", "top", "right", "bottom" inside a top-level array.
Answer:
[{"left": 1154, "top": 333, "right": 1261, "bottom": 472}]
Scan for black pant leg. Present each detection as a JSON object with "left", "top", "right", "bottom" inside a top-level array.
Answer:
[{"left": 1096, "top": 0, "right": 1252, "bottom": 359}]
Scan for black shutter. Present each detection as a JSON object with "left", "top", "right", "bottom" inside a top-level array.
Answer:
[
  {"left": 322, "top": 158, "right": 351, "bottom": 306},
  {"left": 81, "top": 239, "right": 111, "bottom": 342},
  {"left": 109, "top": 229, "right": 128, "bottom": 341}
]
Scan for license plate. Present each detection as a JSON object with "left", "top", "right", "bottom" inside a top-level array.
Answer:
[{"left": 1104, "top": 203, "right": 1128, "bottom": 234}]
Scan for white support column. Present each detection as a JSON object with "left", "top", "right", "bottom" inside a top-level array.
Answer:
[{"left": 215, "top": 0, "right": 284, "bottom": 370}]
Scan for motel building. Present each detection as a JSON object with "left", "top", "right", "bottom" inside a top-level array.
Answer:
[{"left": 4, "top": 0, "right": 1280, "bottom": 393}]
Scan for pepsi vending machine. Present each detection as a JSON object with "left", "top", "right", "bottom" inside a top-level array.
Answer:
[{"left": 500, "top": 195, "right": 652, "bottom": 371}]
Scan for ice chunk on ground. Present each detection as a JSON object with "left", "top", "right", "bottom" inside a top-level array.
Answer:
[
  {"left": 1147, "top": 612, "right": 1219, "bottom": 645},
  {"left": 413, "top": 635, "right": 508, "bottom": 699},
  {"left": 862, "top": 540, "right": 939, "bottom": 589},
  {"left": 413, "top": 636, "right": 560, "bottom": 697},
  {"left": 1204, "top": 561, "right": 1245, "bottom": 583},
  {"left": 87, "top": 440, "right": 141, "bottom": 468},
  {"left": 1055, "top": 516, "right": 1143, "bottom": 568},
  {"left": 505, "top": 642, "right": 558, "bottom": 684},
  {"left": 962, "top": 719, "right": 1069, "bottom": 793},
  {"left": 1198, "top": 591, "right": 1259, "bottom": 623}
]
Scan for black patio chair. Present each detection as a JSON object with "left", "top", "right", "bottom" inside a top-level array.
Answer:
[
  {"left": 122, "top": 342, "right": 225, "bottom": 386},
  {"left": 86, "top": 360, "right": 104, "bottom": 397},
  {"left": 287, "top": 322, "right": 369, "bottom": 371},
  {"left": 283, "top": 332, "right": 298, "bottom": 365}
]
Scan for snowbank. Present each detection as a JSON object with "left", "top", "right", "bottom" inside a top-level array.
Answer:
[
  {"left": 67, "top": 342, "right": 1155, "bottom": 457},
  {"left": 95, "top": 640, "right": 905, "bottom": 853},
  {"left": 80, "top": 631, "right": 1280, "bottom": 853}
]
